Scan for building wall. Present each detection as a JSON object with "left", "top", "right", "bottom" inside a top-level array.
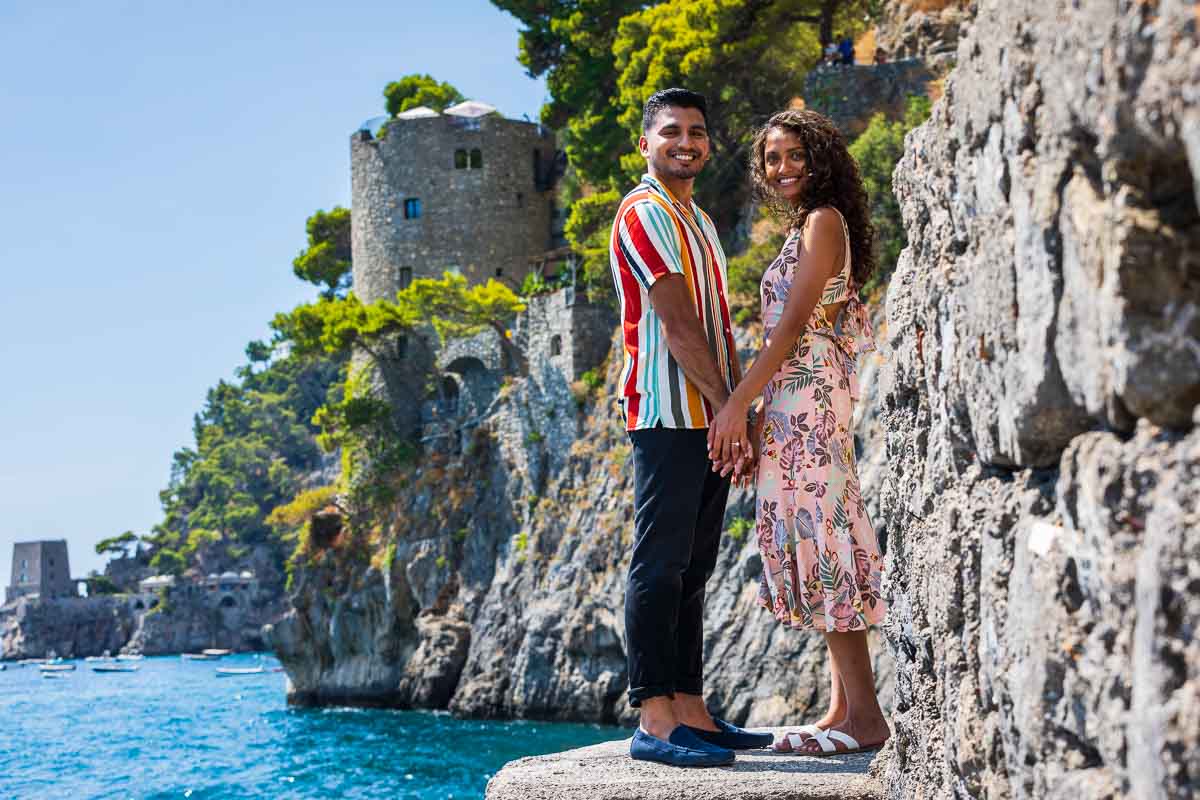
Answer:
[
  {"left": 350, "top": 114, "right": 557, "bottom": 303},
  {"left": 518, "top": 289, "right": 617, "bottom": 382},
  {"left": 6, "top": 540, "right": 73, "bottom": 602}
]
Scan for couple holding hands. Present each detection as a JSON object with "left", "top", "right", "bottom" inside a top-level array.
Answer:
[{"left": 610, "top": 88, "right": 889, "bottom": 767}]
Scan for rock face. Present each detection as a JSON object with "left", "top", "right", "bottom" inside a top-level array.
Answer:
[
  {"left": 876, "top": 0, "right": 971, "bottom": 74},
  {"left": 881, "top": 1, "right": 1199, "bottom": 797},
  {"left": 0, "top": 596, "right": 139, "bottom": 659},
  {"left": 272, "top": 324, "right": 894, "bottom": 726}
]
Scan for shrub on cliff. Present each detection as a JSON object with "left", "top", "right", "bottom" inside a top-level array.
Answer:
[{"left": 848, "top": 93, "right": 932, "bottom": 295}]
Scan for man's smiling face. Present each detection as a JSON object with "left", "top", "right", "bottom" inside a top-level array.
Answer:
[{"left": 639, "top": 105, "right": 710, "bottom": 182}]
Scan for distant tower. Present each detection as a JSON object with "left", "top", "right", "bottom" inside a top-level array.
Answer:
[
  {"left": 350, "top": 100, "right": 559, "bottom": 303},
  {"left": 6, "top": 540, "right": 74, "bottom": 603}
]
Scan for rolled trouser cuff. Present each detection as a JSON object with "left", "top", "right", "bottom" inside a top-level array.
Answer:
[{"left": 628, "top": 684, "right": 675, "bottom": 708}]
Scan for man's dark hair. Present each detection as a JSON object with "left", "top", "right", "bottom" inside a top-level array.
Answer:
[{"left": 641, "top": 88, "right": 708, "bottom": 133}]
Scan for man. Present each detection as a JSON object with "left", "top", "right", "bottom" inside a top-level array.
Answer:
[{"left": 608, "top": 87, "right": 772, "bottom": 767}]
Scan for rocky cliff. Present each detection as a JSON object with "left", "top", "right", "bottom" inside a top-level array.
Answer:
[
  {"left": 269, "top": 323, "right": 893, "bottom": 726},
  {"left": 880, "top": 1, "right": 1199, "bottom": 797},
  {"left": 1, "top": 596, "right": 140, "bottom": 659}
]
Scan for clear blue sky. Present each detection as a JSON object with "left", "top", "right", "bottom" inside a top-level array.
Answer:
[{"left": 0, "top": 1, "right": 545, "bottom": 589}]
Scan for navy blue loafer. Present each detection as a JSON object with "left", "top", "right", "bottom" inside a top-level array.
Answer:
[
  {"left": 685, "top": 718, "right": 775, "bottom": 750},
  {"left": 629, "top": 726, "right": 736, "bottom": 767}
]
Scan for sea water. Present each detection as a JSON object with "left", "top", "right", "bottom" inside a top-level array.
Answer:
[{"left": 0, "top": 654, "right": 626, "bottom": 799}]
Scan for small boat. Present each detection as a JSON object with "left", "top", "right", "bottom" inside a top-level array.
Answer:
[
  {"left": 18, "top": 658, "right": 47, "bottom": 666},
  {"left": 182, "top": 653, "right": 218, "bottom": 661},
  {"left": 116, "top": 653, "right": 144, "bottom": 661},
  {"left": 215, "top": 666, "right": 265, "bottom": 677},
  {"left": 38, "top": 663, "right": 76, "bottom": 673},
  {"left": 85, "top": 650, "right": 114, "bottom": 662},
  {"left": 41, "top": 672, "right": 68, "bottom": 680},
  {"left": 92, "top": 664, "right": 139, "bottom": 673},
  {"left": 202, "top": 649, "right": 232, "bottom": 657}
]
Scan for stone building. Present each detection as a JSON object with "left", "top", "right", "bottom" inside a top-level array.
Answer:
[
  {"left": 6, "top": 540, "right": 75, "bottom": 603},
  {"left": 350, "top": 99, "right": 559, "bottom": 302}
]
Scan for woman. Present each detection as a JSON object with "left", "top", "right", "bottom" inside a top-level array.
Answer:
[{"left": 708, "top": 109, "right": 889, "bottom": 756}]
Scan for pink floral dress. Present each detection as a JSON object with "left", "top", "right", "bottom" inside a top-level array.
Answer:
[{"left": 754, "top": 208, "right": 886, "bottom": 632}]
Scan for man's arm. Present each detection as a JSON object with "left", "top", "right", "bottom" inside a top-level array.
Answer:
[{"left": 648, "top": 274, "right": 730, "bottom": 412}]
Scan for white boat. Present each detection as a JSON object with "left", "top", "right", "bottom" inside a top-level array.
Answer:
[
  {"left": 18, "top": 658, "right": 47, "bottom": 665},
  {"left": 116, "top": 653, "right": 144, "bottom": 661},
  {"left": 41, "top": 672, "right": 68, "bottom": 679},
  {"left": 38, "top": 663, "right": 75, "bottom": 673},
  {"left": 182, "top": 653, "right": 217, "bottom": 661},
  {"left": 85, "top": 650, "right": 114, "bottom": 662},
  {"left": 215, "top": 666, "right": 265, "bottom": 677},
  {"left": 202, "top": 649, "right": 232, "bottom": 657},
  {"left": 92, "top": 664, "right": 139, "bottom": 673}
]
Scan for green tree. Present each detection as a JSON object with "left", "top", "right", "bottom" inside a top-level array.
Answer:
[
  {"left": 848, "top": 94, "right": 931, "bottom": 294},
  {"left": 292, "top": 207, "right": 352, "bottom": 298},
  {"left": 563, "top": 190, "right": 621, "bottom": 297},
  {"left": 383, "top": 74, "right": 465, "bottom": 116},
  {"left": 493, "top": 0, "right": 648, "bottom": 189},
  {"left": 95, "top": 530, "right": 138, "bottom": 558},
  {"left": 86, "top": 575, "right": 124, "bottom": 595},
  {"left": 149, "top": 548, "right": 187, "bottom": 576},
  {"left": 613, "top": 0, "right": 870, "bottom": 237},
  {"left": 395, "top": 272, "right": 528, "bottom": 373}
]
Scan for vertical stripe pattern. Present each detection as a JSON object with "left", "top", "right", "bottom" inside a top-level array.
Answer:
[{"left": 608, "top": 175, "right": 737, "bottom": 430}]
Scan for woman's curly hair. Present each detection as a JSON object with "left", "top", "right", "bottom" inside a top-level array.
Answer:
[{"left": 749, "top": 109, "right": 876, "bottom": 288}]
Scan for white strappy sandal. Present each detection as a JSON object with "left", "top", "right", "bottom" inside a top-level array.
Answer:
[
  {"left": 772, "top": 724, "right": 823, "bottom": 752},
  {"left": 788, "top": 726, "right": 880, "bottom": 757}
]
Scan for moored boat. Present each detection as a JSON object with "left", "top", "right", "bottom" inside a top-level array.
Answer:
[
  {"left": 215, "top": 666, "right": 265, "bottom": 677},
  {"left": 92, "top": 664, "right": 139, "bottom": 673},
  {"left": 202, "top": 649, "right": 232, "bottom": 657},
  {"left": 39, "top": 663, "right": 75, "bottom": 673},
  {"left": 182, "top": 653, "right": 217, "bottom": 661},
  {"left": 116, "top": 653, "right": 144, "bottom": 661}
]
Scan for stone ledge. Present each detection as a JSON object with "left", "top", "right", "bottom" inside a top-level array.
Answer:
[{"left": 485, "top": 728, "right": 884, "bottom": 800}]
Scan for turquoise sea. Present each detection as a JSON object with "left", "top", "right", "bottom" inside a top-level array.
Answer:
[{"left": 0, "top": 654, "right": 626, "bottom": 799}]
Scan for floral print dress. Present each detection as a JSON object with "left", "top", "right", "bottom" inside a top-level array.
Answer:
[{"left": 755, "top": 208, "right": 886, "bottom": 632}]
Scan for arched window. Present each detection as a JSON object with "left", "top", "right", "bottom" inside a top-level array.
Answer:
[
  {"left": 403, "top": 198, "right": 422, "bottom": 219},
  {"left": 399, "top": 267, "right": 413, "bottom": 289},
  {"left": 470, "top": 148, "right": 482, "bottom": 168},
  {"left": 454, "top": 149, "right": 468, "bottom": 169},
  {"left": 550, "top": 335, "right": 562, "bottom": 356},
  {"left": 220, "top": 595, "right": 237, "bottom": 608}
]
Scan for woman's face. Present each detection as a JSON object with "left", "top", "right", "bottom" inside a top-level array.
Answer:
[{"left": 762, "top": 127, "right": 807, "bottom": 204}]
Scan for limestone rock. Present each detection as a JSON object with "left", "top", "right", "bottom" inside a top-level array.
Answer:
[
  {"left": 278, "top": 321, "right": 894, "bottom": 727},
  {"left": 881, "top": 0, "right": 1199, "bottom": 796}
]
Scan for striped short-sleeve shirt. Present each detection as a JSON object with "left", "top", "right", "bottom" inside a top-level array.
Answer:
[{"left": 608, "top": 174, "right": 738, "bottom": 430}]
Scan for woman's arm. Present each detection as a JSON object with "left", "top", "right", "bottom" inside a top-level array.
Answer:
[{"left": 708, "top": 208, "right": 845, "bottom": 469}]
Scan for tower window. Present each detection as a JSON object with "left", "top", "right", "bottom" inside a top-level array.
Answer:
[
  {"left": 495, "top": 268, "right": 503, "bottom": 277},
  {"left": 516, "top": 192, "right": 524, "bottom": 207},
  {"left": 399, "top": 267, "right": 413, "bottom": 289},
  {"left": 454, "top": 149, "right": 468, "bottom": 169},
  {"left": 470, "top": 148, "right": 482, "bottom": 169},
  {"left": 20, "top": 559, "right": 27, "bottom": 569},
  {"left": 19, "top": 573, "right": 26, "bottom": 583},
  {"left": 550, "top": 335, "right": 562, "bottom": 356},
  {"left": 404, "top": 198, "right": 422, "bottom": 219}
]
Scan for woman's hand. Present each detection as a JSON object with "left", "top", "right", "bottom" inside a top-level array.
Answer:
[
  {"left": 707, "top": 399, "right": 750, "bottom": 475},
  {"left": 732, "top": 413, "right": 765, "bottom": 487}
]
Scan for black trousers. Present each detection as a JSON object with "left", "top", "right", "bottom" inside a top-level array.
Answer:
[{"left": 625, "top": 426, "right": 731, "bottom": 707}]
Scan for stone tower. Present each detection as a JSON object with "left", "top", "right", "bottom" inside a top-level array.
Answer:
[
  {"left": 350, "top": 100, "right": 558, "bottom": 303},
  {"left": 6, "top": 540, "right": 74, "bottom": 603}
]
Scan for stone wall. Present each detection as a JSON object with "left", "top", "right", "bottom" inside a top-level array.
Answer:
[
  {"left": 803, "top": 60, "right": 936, "bottom": 137},
  {"left": 350, "top": 115, "right": 557, "bottom": 301},
  {"left": 515, "top": 289, "right": 617, "bottom": 382},
  {"left": 880, "top": 1, "right": 1199, "bottom": 797},
  {"left": 876, "top": 0, "right": 971, "bottom": 74}
]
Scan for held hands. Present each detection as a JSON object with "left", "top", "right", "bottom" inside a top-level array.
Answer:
[{"left": 707, "top": 398, "right": 756, "bottom": 485}]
